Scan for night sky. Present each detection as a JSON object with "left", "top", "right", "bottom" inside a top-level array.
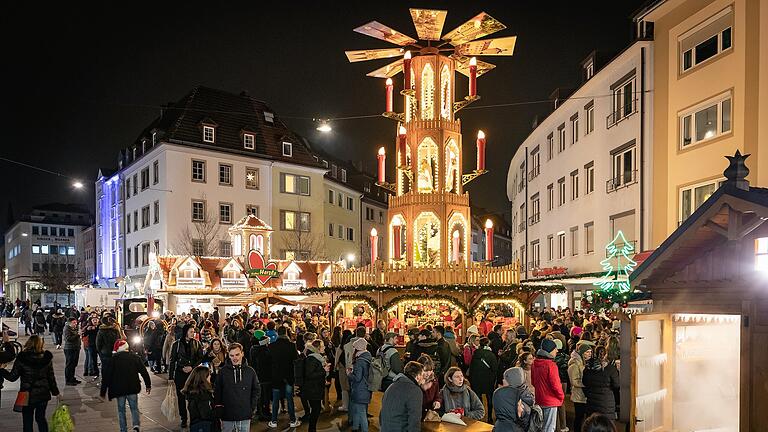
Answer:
[{"left": 1, "top": 1, "right": 645, "bottom": 231}]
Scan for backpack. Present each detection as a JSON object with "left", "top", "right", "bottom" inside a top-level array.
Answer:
[
  {"left": 527, "top": 404, "right": 544, "bottom": 432},
  {"left": 293, "top": 354, "right": 306, "bottom": 387},
  {"left": 368, "top": 346, "right": 396, "bottom": 392}
]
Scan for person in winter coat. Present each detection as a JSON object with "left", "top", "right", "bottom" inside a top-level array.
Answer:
[
  {"left": 162, "top": 322, "right": 176, "bottom": 372},
  {"left": 348, "top": 337, "right": 372, "bottom": 432},
  {"left": 182, "top": 366, "right": 215, "bottom": 432},
  {"left": 83, "top": 315, "right": 100, "bottom": 378},
  {"left": 303, "top": 339, "right": 330, "bottom": 432},
  {"left": 170, "top": 323, "right": 204, "bottom": 429},
  {"left": 468, "top": 337, "right": 498, "bottom": 423},
  {"left": 268, "top": 325, "right": 301, "bottom": 428},
  {"left": 334, "top": 329, "right": 353, "bottom": 413},
  {"left": 493, "top": 367, "right": 535, "bottom": 432},
  {"left": 0, "top": 330, "right": 17, "bottom": 392},
  {"left": 462, "top": 334, "right": 479, "bottom": 374},
  {"left": 103, "top": 339, "right": 152, "bottom": 432},
  {"left": 378, "top": 332, "right": 403, "bottom": 392},
  {"left": 214, "top": 343, "right": 260, "bottom": 432},
  {"left": 379, "top": 361, "right": 426, "bottom": 432},
  {"left": 411, "top": 329, "right": 440, "bottom": 373},
  {"left": 249, "top": 330, "right": 272, "bottom": 420},
  {"left": 432, "top": 326, "right": 452, "bottom": 385},
  {"left": 49, "top": 309, "right": 66, "bottom": 348},
  {"left": 582, "top": 345, "right": 620, "bottom": 420},
  {"left": 416, "top": 354, "right": 443, "bottom": 417},
  {"left": 62, "top": 317, "right": 82, "bottom": 385},
  {"left": 569, "top": 343, "right": 593, "bottom": 431},
  {"left": 488, "top": 324, "right": 505, "bottom": 355},
  {"left": 0, "top": 335, "right": 60, "bottom": 432},
  {"left": 143, "top": 320, "right": 164, "bottom": 373},
  {"left": 203, "top": 338, "right": 227, "bottom": 384},
  {"left": 439, "top": 367, "right": 485, "bottom": 420},
  {"left": 552, "top": 338, "right": 570, "bottom": 431},
  {"left": 530, "top": 339, "right": 565, "bottom": 432},
  {"left": 96, "top": 316, "right": 124, "bottom": 397},
  {"left": 33, "top": 308, "right": 47, "bottom": 335}
]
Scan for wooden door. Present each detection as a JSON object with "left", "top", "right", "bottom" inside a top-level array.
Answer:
[{"left": 627, "top": 313, "right": 672, "bottom": 432}]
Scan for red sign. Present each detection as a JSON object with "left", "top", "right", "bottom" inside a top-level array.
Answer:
[
  {"left": 246, "top": 250, "right": 280, "bottom": 285},
  {"left": 532, "top": 266, "right": 568, "bottom": 277}
]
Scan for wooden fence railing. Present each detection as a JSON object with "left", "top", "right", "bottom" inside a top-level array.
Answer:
[{"left": 331, "top": 261, "right": 520, "bottom": 287}]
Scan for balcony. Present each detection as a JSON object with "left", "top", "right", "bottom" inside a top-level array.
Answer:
[
  {"left": 517, "top": 220, "right": 526, "bottom": 233},
  {"left": 606, "top": 240, "right": 636, "bottom": 257},
  {"left": 527, "top": 165, "right": 541, "bottom": 182},
  {"left": 528, "top": 213, "right": 540, "bottom": 226},
  {"left": 606, "top": 99, "right": 638, "bottom": 129},
  {"left": 606, "top": 170, "right": 638, "bottom": 193}
]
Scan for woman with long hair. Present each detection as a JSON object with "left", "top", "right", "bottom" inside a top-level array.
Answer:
[
  {"left": 182, "top": 366, "right": 214, "bottom": 432},
  {"left": 416, "top": 354, "right": 442, "bottom": 417},
  {"left": 515, "top": 351, "right": 535, "bottom": 397},
  {"left": 202, "top": 338, "right": 226, "bottom": 384},
  {"left": 1, "top": 335, "right": 60, "bottom": 432},
  {"left": 439, "top": 367, "right": 485, "bottom": 420},
  {"left": 334, "top": 329, "right": 353, "bottom": 413},
  {"left": 329, "top": 326, "right": 342, "bottom": 406},
  {"left": 583, "top": 345, "right": 620, "bottom": 420}
]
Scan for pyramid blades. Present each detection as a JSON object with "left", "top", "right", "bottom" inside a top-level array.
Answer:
[
  {"left": 354, "top": 21, "right": 417, "bottom": 46},
  {"left": 455, "top": 36, "right": 517, "bottom": 56},
  {"left": 345, "top": 48, "right": 404, "bottom": 63},
  {"left": 366, "top": 58, "right": 404, "bottom": 78},
  {"left": 409, "top": 8, "right": 447, "bottom": 41},
  {"left": 442, "top": 12, "right": 507, "bottom": 45},
  {"left": 451, "top": 54, "right": 496, "bottom": 77}
]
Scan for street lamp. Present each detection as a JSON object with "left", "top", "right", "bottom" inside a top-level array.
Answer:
[
  {"left": 72, "top": 181, "right": 84, "bottom": 189},
  {"left": 338, "top": 253, "right": 356, "bottom": 269}
]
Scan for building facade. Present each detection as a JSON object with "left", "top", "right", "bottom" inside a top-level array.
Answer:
[
  {"left": 470, "top": 211, "right": 513, "bottom": 265},
  {"left": 507, "top": 41, "right": 653, "bottom": 308},
  {"left": 633, "top": 0, "right": 767, "bottom": 245}
]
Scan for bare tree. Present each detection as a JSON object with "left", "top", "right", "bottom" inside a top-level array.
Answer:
[
  {"left": 279, "top": 199, "right": 326, "bottom": 260},
  {"left": 34, "top": 256, "right": 89, "bottom": 294},
  {"left": 172, "top": 194, "right": 225, "bottom": 256}
]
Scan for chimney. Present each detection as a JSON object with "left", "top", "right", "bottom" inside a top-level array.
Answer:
[{"left": 723, "top": 150, "right": 750, "bottom": 191}]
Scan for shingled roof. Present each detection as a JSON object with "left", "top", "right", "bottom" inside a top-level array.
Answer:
[{"left": 121, "top": 86, "right": 323, "bottom": 170}]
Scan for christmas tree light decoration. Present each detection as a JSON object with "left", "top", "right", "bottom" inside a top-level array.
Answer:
[{"left": 594, "top": 230, "right": 636, "bottom": 292}]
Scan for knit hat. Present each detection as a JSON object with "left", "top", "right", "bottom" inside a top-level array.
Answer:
[
  {"left": 113, "top": 339, "right": 129, "bottom": 353},
  {"left": 253, "top": 329, "right": 265, "bottom": 340},
  {"left": 577, "top": 343, "right": 593, "bottom": 358},
  {"left": 466, "top": 325, "right": 479, "bottom": 336},
  {"left": 503, "top": 367, "right": 525, "bottom": 387},
  {"left": 541, "top": 339, "right": 558, "bottom": 354},
  {"left": 553, "top": 339, "right": 563, "bottom": 350},
  {"left": 352, "top": 337, "right": 368, "bottom": 352},
  {"left": 571, "top": 326, "right": 583, "bottom": 337}
]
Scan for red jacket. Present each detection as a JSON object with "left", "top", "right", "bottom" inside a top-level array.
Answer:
[{"left": 531, "top": 357, "right": 565, "bottom": 407}]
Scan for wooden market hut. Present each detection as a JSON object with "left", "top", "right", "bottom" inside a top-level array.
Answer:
[{"left": 623, "top": 152, "right": 768, "bottom": 431}]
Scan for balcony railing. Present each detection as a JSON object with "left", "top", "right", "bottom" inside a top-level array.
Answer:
[
  {"left": 517, "top": 221, "right": 527, "bottom": 233},
  {"left": 527, "top": 260, "right": 540, "bottom": 271},
  {"left": 606, "top": 240, "right": 637, "bottom": 257},
  {"left": 330, "top": 260, "right": 521, "bottom": 288},
  {"left": 528, "top": 213, "right": 541, "bottom": 226},
  {"left": 527, "top": 165, "right": 541, "bottom": 182},
  {"left": 606, "top": 170, "right": 638, "bottom": 193},
  {"left": 606, "top": 98, "right": 638, "bottom": 128}
]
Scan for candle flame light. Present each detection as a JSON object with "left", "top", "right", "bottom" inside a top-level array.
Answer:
[
  {"left": 477, "top": 130, "right": 485, "bottom": 139},
  {"left": 404, "top": 51, "right": 411, "bottom": 60},
  {"left": 469, "top": 57, "right": 477, "bottom": 66},
  {"left": 371, "top": 228, "right": 378, "bottom": 237},
  {"left": 453, "top": 230, "right": 460, "bottom": 238},
  {"left": 386, "top": 77, "right": 393, "bottom": 86},
  {"left": 399, "top": 125, "right": 407, "bottom": 135},
  {"left": 378, "top": 147, "right": 386, "bottom": 156},
  {"left": 485, "top": 219, "right": 493, "bottom": 229}
]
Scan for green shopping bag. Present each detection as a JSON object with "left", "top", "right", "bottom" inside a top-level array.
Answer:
[{"left": 50, "top": 403, "right": 75, "bottom": 432}]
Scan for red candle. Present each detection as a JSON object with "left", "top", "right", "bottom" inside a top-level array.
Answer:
[
  {"left": 403, "top": 51, "right": 412, "bottom": 90},
  {"left": 385, "top": 78, "right": 393, "bottom": 112},
  {"left": 476, "top": 130, "right": 486, "bottom": 171},
  {"left": 469, "top": 57, "right": 477, "bottom": 97},
  {"left": 452, "top": 230, "right": 460, "bottom": 263},
  {"left": 392, "top": 221, "right": 402, "bottom": 259},
  {"left": 377, "top": 147, "right": 386, "bottom": 183},
  {"left": 370, "top": 228, "right": 379, "bottom": 262},
  {"left": 398, "top": 126, "right": 407, "bottom": 167},
  {"left": 485, "top": 219, "right": 494, "bottom": 262}
]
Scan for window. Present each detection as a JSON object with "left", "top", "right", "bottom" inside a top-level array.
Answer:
[
  {"left": 67, "top": 246, "right": 75, "bottom": 256},
  {"left": 126, "top": 178, "right": 131, "bottom": 198},
  {"left": 203, "top": 126, "right": 215, "bottom": 143},
  {"left": 680, "top": 8, "right": 733, "bottom": 72},
  {"left": 680, "top": 92, "right": 732, "bottom": 148},
  {"left": 558, "top": 178, "right": 566, "bottom": 206},
  {"left": 141, "top": 205, "right": 150, "bottom": 228},
  {"left": 246, "top": 204, "right": 259, "bottom": 217},
  {"left": 68, "top": 228, "right": 74, "bottom": 237},
  {"left": 557, "top": 232, "right": 566, "bottom": 259},
  {"left": 243, "top": 133, "right": 255, "bottom": 150},
  {"left": 282, "top": 141, "right": 293, "bottom": 157},
  {"left": 219, "top": 203, "right": 232, "bottom": 224},
  {"left": 547, "top": 235, "right": 554, "bottom": 261},
  {"left": 558, "top": 125, "right": 566, "bottom": 152},
  {"left": 530, "top": 193, "right": 540, "bottom": 225},
  {"left": 585, "top": 162, "right": 595, "bottom": 195},
  {"left": 531, "top": 240, "right": 540, "bottom": 269},
  {"left": 134, "top": 246, "right": 139, "bottom": 267},
  {"left": 191, "top": 239, "right": 204, "bottom": 256},
  {"left": 245, "top": 167, "right": 259, "bottom": 189},
  {"left": 346, "top": 197, "right": 354, "bottom": 211},
  {"left": 42, "top": 226, "right": 48, "bottom": 236},
  {"left": 328, "top": 190, "right": 334, "bottom": 204},
  {"left": 529, "top": 147, "right": 540, "bottom": 180},
  {"left": 140, "top": 167, "right": 149, "bottom": 190},
  {"left": 547, "top": 134, "right": 554, "bottom": 160},
  {"left": 328, "top": 223, "right": 334, "bottom": 236},
  {"left": 570, "top": 114, "right": 579, "bottom": 144},
  {"left": 570, "top": 170, "right": 580, "bottom": 200},
  {"left": 280, "top": 173, "right": 310, "bottom": 195},
  {"left": 347, "top": 227, "right": 354, "bottom": 241},
  {"left": 33, "top": 263, "right": 40, "bottom": 272},
  {"left": 59, "top": 245, "right": 67, "bottom": 255},
  {"left": 153, "top": 161, "right": 159, "bottom": 184},
  {"left": 281, "top": 210, "right": 310, "bottom": 232},
  {"left": 220, "top": 241, "right": 231, "bottom": 257},
  {"left": 755, "top": 237, "right": 768, "bottom": 271},
  {"left": 153, "top": 201, "right": 159, "bottom": 224},
  {"left": 219, "top": 163, "right": 232, "bottom": 186},
  {"left": 59, "top": 228, "right": 66, "bottom": 237},
  {"left": 264, "top": 112, "right": 274, "bottom": 123},
  {"left": 132, "top": 210, "right": 137, "bottom": 231},
  {"left": 609, "top": 144, "right": 637, "bottom": 191},
  {"left": 585, "top": 222, "right": 594, "bottom": 254},
  {"left": 331, "top": 164, "right": 338, "bottom": 178},
  {"left": 547, "top": 184, "right": 554, "bottom": 211},
  {"left": 340, "top": 169, "right": 347, "bottom": 183},
  {"left": 31, "top": 245, "right": 40, "bottom": 254},
  {"left": 680, "top": 178, "right": 725, "bottom": 222},
  {"left": 585, "top": 102, "right": 595, "bottom": 134},
  {"left": 192, "top": 201, "right": 205, "bottom": 221},
  {"left": 609, "top": 74, "right": 636, "bottom": 126},
  {"left": 191, "top": 160, "right": 206, "bottom": 182},
  {"left": 32, "top": 226, "right": 39, "bottom": 235},
  {"left": 337, "top": 225, "right": 343, "bottom": 239},
  {"left": 570, "top": 227, "right": 579, "bottom": 256},
  {"left": 133, "top": 174, "right": 138, "bottom": 194},
  {"left": 41, "top": 245, "right": 49, "bottom": 254}
]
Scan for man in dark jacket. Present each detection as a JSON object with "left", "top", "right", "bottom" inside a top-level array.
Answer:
[
  {"left": 214, "top": 343, "right": 259, "bottom": 432},
  {"left": 83, "top": 315, "right": 100, "bottom": 379},
  {"left": 432, "top": 325, "right": 452, "bottom": 386},
  {"left": 268, "top": 325, "right": 300, "bottom": 428},
  {"left": 96, "top": 316, "right": 123, "bottom": 396},
  {"left": 493, "top": 367, "right": 535, "bottom": 432},
  {"left": 249, "top": 330, "right": 272, "bottom": 421},
  {"left": 488, "top": 324, "right": 505, "bottom": 355},
  {"left": 104, "top": 339, "right": 151, "bottom": 432},
  {"left": 169, "top": 323, "right": 203, "bottom": 429},
  {"left": 62, "top": 317, "right": 81, "bottom": 385},
  {"left": 49, "top": 309, "right": 66, "bottom": 349},
  {"left": 379, "top": 361, "right": 425, "bottom": 432},
  {"left": 379, "top": 332, "right": 404, "bottom": 392},
  {"left": 469, "top": 337, "right": 499, "bottom": 423}
]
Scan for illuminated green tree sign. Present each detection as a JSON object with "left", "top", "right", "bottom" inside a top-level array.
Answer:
[{"left": 594, "top": 230, "right": 636, "bottom": 293}]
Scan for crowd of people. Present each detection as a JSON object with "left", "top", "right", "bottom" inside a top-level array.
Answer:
[{"left": 0, "top": 299, "right": 623, "bottom": 432}]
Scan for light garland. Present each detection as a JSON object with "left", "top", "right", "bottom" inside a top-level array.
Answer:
[
  {"left": 383, "top": 294, "right": 467, "bottom": 315},
  {"left": 331, "top": 295, "right": 379, "bottom": 316},
  {"left": 471, "top": 297, "right": 525, "bottom": 314},
  {"left": 672, "top": 314, "right": 741, "bottom": 324},
  {"left": 302, "top": 283, "right": 565, "bottom": 294}
]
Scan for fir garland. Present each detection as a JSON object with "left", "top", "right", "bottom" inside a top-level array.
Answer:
[
  {"left": 330, "top": 294, "right": 378, "bottom": 314},
  {"left": 302, "top": 283, "right": 565, "bottom": 295},
  {"left": 521, "top": 271, "right": 604, "bottom": 283},
  {"left": 583, "top": 290, "right": 651, "bottom": 313},
  {"left": 380, "top": 293, "right": 468, "bottom": 314}
]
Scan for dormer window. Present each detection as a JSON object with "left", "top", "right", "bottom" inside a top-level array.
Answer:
[
  {"left": 282, "top": 141, "right": 293, "bottom": 157},
  {"left": 585, "top": 61, "right": 594, "bottom": 80},
  {"left": 341, "top": 169, "right": 347, "bottom": 182},
  {"left": 322, "top": 160, "right": 329, "bottom": 168},
  {"left": 203, "top": 126, "right": 215, "bottom": 143},
  {"left": 264, "top": 112, "right": 274, "bottom": 123},
  {"left": 243, "top": 133, "right": 255, "bottom": 150},
  {"left": 331, "top": 164, "right": 338, "bottom": 178}
]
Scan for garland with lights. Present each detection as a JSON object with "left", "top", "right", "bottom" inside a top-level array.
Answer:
[
  {"left": 470, "top": 295, "right": 529, "bottom": 315},
  {"left": 302, "top": 283, "right": 565, "bottom": 295},
  {"left": 381, "top": 293, "right": 468, "bottom": 314},
  {"left": 330, "top": 295, "right": 378, "bottom": 315}
]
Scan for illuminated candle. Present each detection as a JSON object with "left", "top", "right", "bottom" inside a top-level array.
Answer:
[
  {"left": 377, "top": 147, "right": 386, "bottom": 183},
  {"left": 452, "top": 230, "right": 460, "bottom": 263},
  {"left": 469, "top": 57, "right": 477, "bottom": 97},
  {"left": 403, "top": 51, "right": 412, "bottom": 90},
  {"left": 370, "top": 228, "right": 379, "bottom": 262},
  {"left": 485, "top": 219, "right": 494, "bottom": 261},
  {"left": 398, "top": 126, "right": 407, "bottom": 167},
  {"left": 392, "top": 219, "right": 402, "bottom": 259},
  {"left": 477, "top": 130, "right": 486, "bottom": 171},
  {"left": 385, "top": 78, "right": 393, "bottom": 112}
]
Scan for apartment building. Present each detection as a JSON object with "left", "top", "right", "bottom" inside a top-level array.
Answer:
[
  {"left": 5, "top": 204, "right": 92, "bottom": 302},
  {"left": 507, "top": 41, "right": 653, "bottom": 308},
  {"left": 633, "top": 0, "right": 767, "bottom": 244},
  {"left": 470, "top": 211, "right": 513, "bottom": 265}
]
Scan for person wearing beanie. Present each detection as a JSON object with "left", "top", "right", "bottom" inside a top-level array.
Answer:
[
  {"left": 103, "top": 339, "right": 151, "bottom": 432},
  {"left": 552, "top": 338, "right": 570, "bottom": 432},
  {"left": 249, "top": 329, "right": 272, "bottom": 421},
  {"left": 50, "top": 308, "right": 66, "bottom": 349},
  {"left": 493, "top": 367, "right": 535, "bottom": 432},
  {"left": 466, "top": 324, "right": 479, "bottom": 337},
  {"left": 96, "top": 315, "right": 124, "bottom": 397},
  {"left": 569, "top": 343, "right": 593, "bottom": 431},
  {"left": 531, "top": 338, "right": 564, "bottom": 432},
  {"left": 169, "top": 323, "right": 203, "bottom": 428},
  {"left": 349, "top": 335, "right": 373, "bottom": 432}
]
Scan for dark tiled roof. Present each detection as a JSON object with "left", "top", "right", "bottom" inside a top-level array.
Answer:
[
  {"left": 32, "top": 203, "right": 90, "bottom": 214},
  {"left": 313, "top": 149, "right": 388, "bottom": 206},
  {"left": 121, "top": 86, "right": 322, "bottom": 170}
]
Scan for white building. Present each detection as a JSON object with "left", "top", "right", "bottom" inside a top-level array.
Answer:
[{"left": 507, "top": 41, "right": 653, "bottom": 309}]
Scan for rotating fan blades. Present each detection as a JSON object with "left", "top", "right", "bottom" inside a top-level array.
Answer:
[
  {"left": 409, "top": 8, "right": 447, "bottom": 41},
  {"left": 354, "top": 21, "right": 417, "bottom": 46},
  {"left": 345, "top": 48, "right": 404, "bottom": 63},
  {"left": 455, "top": 36, "right": 517, "bottom": 56},
  {"left": 442, "top": 12, "right": 507, "bottom": 45}
]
